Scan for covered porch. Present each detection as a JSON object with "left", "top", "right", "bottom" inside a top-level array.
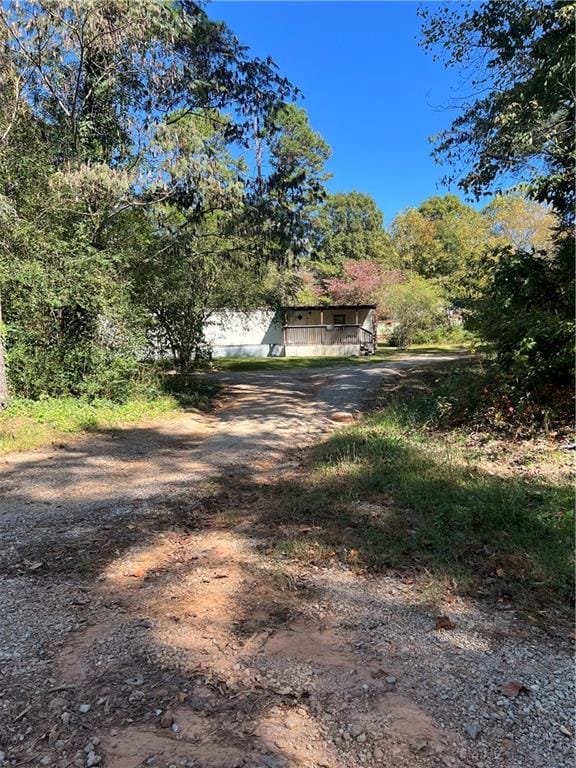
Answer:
[{"left": 282, "top": 304, "right": 377, "bottom": 357}]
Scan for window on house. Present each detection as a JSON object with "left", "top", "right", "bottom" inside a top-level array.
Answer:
[{"left": 333, "top": 314, "right": 346, "bottom": 325}]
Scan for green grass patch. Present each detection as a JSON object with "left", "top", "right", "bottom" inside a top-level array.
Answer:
[
  {"left": 211, "top": 343, "right": 467, "bottom": 372},
  {"left": 0, "top": 389, "right": 212, "bottom": 454},
  {"left": 264, "top": 377, "right": 574, "bottom": 611}
]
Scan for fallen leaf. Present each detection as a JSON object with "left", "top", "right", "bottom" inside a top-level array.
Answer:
[
  {"left": 331, "top": 411, "right": 355, "bottom": 423},
  {"left": 495, "top": 567, "right": 505, "bottom": 577},
  {"left": 435, "top": 616, "right": 456, "bottom": 631},
  {"left": 500, "top": 680, "right": 530, "bottom": 698}
]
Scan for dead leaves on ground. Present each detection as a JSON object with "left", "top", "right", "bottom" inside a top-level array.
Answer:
[
  {"left": 500, "top": 680, "right": 531, "bottom": 698},
  {"left": 435, "top": 615, "right": 456, "bottom": 631}
]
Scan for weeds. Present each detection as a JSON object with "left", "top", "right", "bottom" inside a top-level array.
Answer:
[
  {"left": 261, "top": 366, "right": 574, "bottom": 612},
  {"left": 0, "top": 387, "right": 214, "bottom": 454}
]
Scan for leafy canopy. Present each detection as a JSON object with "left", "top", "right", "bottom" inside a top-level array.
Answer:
[
  {"left": 419, "top": 0, "right": 575, "bottom": 226},
  {"left": 312, "top": 192, "right": 392, "bottom": 274}
]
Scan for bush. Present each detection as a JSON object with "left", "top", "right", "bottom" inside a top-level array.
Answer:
[
  {"left": 413, "top": 361, "right": 573, "bottom": 434},
  {"left": 7, "top": 342, "right": 95, "bottom": 399},
  {"left": 409, "top": 326, "right": 476, "bottom": 345},
  {"left": 469, "top": 244, "right": 575, "bottom": 397},
  {"left": 385, "top": 276, "right": 445, "bottom": 348},
  {"left": 77, "top": 357, "right": 161, "bottom": 402},
  {"left": 6, "top": 340, "right": 162, "bottom": 403}
]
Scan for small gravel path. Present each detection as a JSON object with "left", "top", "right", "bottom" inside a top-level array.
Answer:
[{"left": 0, "top": 353, "right": 572, "bottom": 768}]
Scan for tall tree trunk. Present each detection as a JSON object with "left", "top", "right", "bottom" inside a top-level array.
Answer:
[
  {"left": 253, "top": 112, "right": 263, "bottom": 191},
  {"left": 0, "top": 292, "right": 8, "bottom": 408}
]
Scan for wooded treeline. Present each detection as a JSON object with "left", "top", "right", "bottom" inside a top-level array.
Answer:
[
  {"left": 0, "top": 0, "right": 573, "bottom": 421},
  {"left": 0, "top": 0, "right": 327, "bottom": 399}
]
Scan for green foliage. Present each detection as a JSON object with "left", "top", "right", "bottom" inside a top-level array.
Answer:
[
  {"left": 0, "top": 393, "right": 199, "bottom": 454},
  {"left": 312, "top": 192, "right": 392, "bottom": 274},
  {"left": 268, "top": 103, "right": 331, "bottom": 179},
  {"left": 255, "top": 103, "right": 332, "bottom": 266},
  {"left": 420, "top": 1, "right": 575, "bottom": 404},
  {"left": 483, "top": 192, "right": 557, "bottom": 252},
  {"left": 409, "top": 325, "right": 475, "bottom": 346},
  {"left": 390, "top": 194, "right": 489, "bottom": 302},
  {"left": 0, "top": 2, "right": 321, "bottom": 401},
  {"left": 469, "top": 242, "right": 575, "bottom": 397},
  {"left": 412, "top": 361, "right": 573, "bottom": 434},
  {"left": 419, "top": 1, "right": 575, "bottom": 223},
  {"left": 385, "top": 275, "right": 445, "bottom": 348}
]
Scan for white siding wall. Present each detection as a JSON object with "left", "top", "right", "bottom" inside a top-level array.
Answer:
[
  {"left": 202, "top": 307, "right": 375, "bottom": 358},
  {"left": 204, "top": 310, "right": 283, "bottom": 358}
]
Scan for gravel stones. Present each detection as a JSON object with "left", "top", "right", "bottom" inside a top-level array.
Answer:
[
  {"left": 160, "top": 709, "right": 175, "bottom": 728},
  {"left": 465, "top": 722, "right": 480, "bottom": 740}
]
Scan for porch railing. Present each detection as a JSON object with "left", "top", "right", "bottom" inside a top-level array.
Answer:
[
  {"left": 283, "top": 324, "right": 374, "bottom": 349},
  {"left": 358, "top": 327, "right": 375, "bottom": 350}
]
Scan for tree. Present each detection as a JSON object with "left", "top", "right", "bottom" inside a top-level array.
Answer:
[
  {"left": 294, "top": 271, "right": 325, "bottom": 305},
  {"left": 385, "top": 276, "right": 445, "bottom": 349},
  {"left": 419, "top": 1, "right": 575, "bottom": 225},
  {"left": 1, "top": 1, "right": 294, "bottom": 166},
  {"left": 483, "top": 192, "right": 557, "bottom": 252},
  {"left": 313, "top": 192, "right": 392, "bottom": 274},
  {"left": 390, "top": 208, "right": 443, "bottom": 275},
  {"left": 0, "top": 27, "right": 25, "bottom": 405},
  {"left": 420, "top": 1, "right": 575, "bottom": 395},
  {"left": 470, "top": 247, "right": 574, "bottom": 393},
  {"left": 0, "top": 1, "right": 297, "bottom": 397},
  {"left": 390, "top": 194, "right": 488, "bottom": 302},
  {"left": 252, "top": 103, "right": 331, "bottom": 267},
  {"left": 326, "top": 261, "right": 382, "bottom": 305},
  {"left": 325, "top": 260, "right": 405, "bottom": 314},
  {"left": 130, "top": 113, "right": 262, "bottom": 372}
]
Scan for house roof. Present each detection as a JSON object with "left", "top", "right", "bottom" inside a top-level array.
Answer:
[{"left": 285, "top": 304, "right": 377, "bottom": 311}]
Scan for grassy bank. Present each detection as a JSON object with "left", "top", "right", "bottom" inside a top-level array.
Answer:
[
  {"left": 211, "top": 343, "right": 467, "bottom": 372},
  {"left": 0, "top": 390, "right": 212, "bottom": 454},
  {"left": 266, "top": 363, "right": 574, "bottom": 611}
]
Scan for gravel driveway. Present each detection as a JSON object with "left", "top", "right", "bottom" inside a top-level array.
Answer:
[{"left": 0, "top": 353, "right": 572, "bottom": 768}]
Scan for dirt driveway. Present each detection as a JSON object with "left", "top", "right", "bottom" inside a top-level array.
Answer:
[{"left": 0, "top": 355, "right": 572, "bottom": 768}]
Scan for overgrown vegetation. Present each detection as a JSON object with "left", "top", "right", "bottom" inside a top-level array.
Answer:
[
  {"left": 0, "top": 395, "right": 181, "bottom": 454},
  {"left": 264, "top": 363, "right": 573, "bottom": 611},
  {"left": 419, "top": 0, "right": 575, "bottom": 410},
  {"left": 0, "top": 0, "right": 573, "bottom": 439},
  {"left": 0, "top": 1, "right": 324, "bottom": 400},
  {"left": 0, "top": 372, "right": 216, "bottom": 453}
]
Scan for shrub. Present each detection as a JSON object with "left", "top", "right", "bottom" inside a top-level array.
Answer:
[
  {"left": 410, "top": 326, "right": 476, "bottom": 345},
  {"left": 78, "top": 357, "right": 162, "bottom": 402},
  {"left": 385, "top": 275, "right": 445, "bottom": 348},
  {"left": 469, "top": 244, "right": 575, "bottom": 397}
]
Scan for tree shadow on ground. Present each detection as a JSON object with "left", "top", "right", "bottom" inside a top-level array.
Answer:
[
  {"left": 251, "top": 430, "right": 574, "bottom": 612},
  {"left": 0, "top": 372, "right": 573, "bottom": 767}
]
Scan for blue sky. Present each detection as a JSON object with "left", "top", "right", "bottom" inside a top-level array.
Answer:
[{"left": 211, "top": 1, "right": 481, "bottom": 225}]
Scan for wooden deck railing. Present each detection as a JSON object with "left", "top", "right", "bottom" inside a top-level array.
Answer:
[{"left": 283, "top": 324, "right": 375, "bottom": 350}]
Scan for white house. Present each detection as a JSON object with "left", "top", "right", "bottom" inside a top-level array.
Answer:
[{"left": 204, "top": 304, "right": 377, "bottom": 358}]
